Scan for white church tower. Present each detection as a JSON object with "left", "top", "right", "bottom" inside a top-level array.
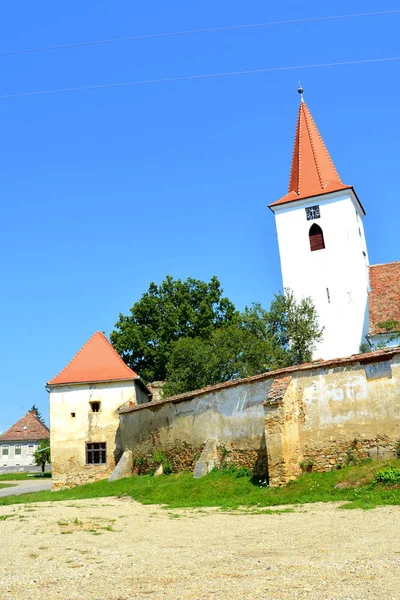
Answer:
[{"left": 269, "top": 88, "right": 370, "bottom": 360}]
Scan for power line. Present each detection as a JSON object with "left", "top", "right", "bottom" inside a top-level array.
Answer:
[
  {"left": 1, "top": 55, "right": 399, "bottom": 100},
  {"left": 0, "top": 9, "right": 399, "bottom": 58}
]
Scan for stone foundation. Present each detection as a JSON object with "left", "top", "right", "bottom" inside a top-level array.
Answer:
[
  {"left": 131, "top": 442, "right": 205, "bottom": 475},
  {"left": 302, "top": 436, "right": 398, "bottom": 473}
]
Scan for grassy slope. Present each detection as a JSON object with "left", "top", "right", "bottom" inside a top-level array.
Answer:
[
  {"left": 0, "top": 483, "right": 15, "bottom": 489},
  {"left": 0, "top": 459, "right": 399, "bottom": 509}
]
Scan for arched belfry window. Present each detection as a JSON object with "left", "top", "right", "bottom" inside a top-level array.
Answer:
[{"left": 309, "top": 223, "right": 325, "bottom": 252}]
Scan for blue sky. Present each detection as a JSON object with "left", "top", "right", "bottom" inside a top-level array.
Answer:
[{"left": 0, "top": 1, "right": 399, "bottom": 430}]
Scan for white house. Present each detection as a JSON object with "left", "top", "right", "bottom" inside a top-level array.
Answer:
[
  {"left": 270, "top": 91, "right": 400, "bottom": 359},
  {"left": 0, "top": 411, "right": 49, "bottom": 469},
  {"left": 48, "top": 331, "right": 151, "bottom": 489}
]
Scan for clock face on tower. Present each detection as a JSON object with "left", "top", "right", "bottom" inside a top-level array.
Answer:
[{"left": 305, "top": 205, "right": 320, "bottom": 220}]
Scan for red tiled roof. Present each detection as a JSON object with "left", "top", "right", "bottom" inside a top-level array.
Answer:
[
  {"left": 48, "top": 331, "right": 138, "bottom": 386},
  {"left": 369, "top": 262, "right": 400, "bottom": 335},
  {"left": 0, "top": 411, "right": 49, "bottom": 442},
  {"left": 270, "top": 101, "right": 352, "bottom": 208}
]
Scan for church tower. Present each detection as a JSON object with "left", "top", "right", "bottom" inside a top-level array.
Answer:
[{"left": 269, "top": 89, "right": 370, "bottom": 360}]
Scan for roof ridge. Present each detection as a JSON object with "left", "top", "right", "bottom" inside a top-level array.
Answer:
[
  {"left": 49, "top": 331, "right": 101, "bottom": 384},
  {"left": 96, "top": 331, "right": 137, "bottom": 372},
  {"left": 302, "top": 102, "right": 324, "bottom": 190},
  {"left": 47, "top": 331, "right": 138, "bottom": 386},
  {"left": 288, "top": 104, "right": 301, "bottom": 194},
  {"left": 370, "top": 261, "right": 400, "bottom": 268},
  {"left": 305, "top": 102, "right": 342, "bottom": 185}
]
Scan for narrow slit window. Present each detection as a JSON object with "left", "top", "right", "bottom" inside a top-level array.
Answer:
[
  {"left": 309, "top": 223, "right": 325, "bottom": 252},
  {"left": 86, "top": 442, "right": 107, "bottom": 465}
]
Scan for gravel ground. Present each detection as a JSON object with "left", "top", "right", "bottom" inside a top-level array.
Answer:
[{"left": 0, "top": 498, "right": 399, "bottom": 600}]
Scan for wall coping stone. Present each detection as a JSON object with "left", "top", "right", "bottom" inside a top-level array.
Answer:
[{"left": 118, "top": 346, "right": 400, "bottom": 415}]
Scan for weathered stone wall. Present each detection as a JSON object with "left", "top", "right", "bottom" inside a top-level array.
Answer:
[
  {"left": 119, "top": 379, "right": 272, "bottom": 477},
  {"left": 119, "top": 348, "right": 400, "bottom": 486},
  {"left": 264, "top": 353, "right": 400, "bottom": 485}
]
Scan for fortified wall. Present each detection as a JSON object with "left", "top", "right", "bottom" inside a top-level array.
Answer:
[{"left": 119, "top": 347, "right": 400, "bottom": 485}]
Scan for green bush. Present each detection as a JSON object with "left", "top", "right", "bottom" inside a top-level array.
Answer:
[
  {"left": 374, "top": 466, "right": 400, "bottom": 485},
  {"left": 152, "top": 449, "right": 172, "bottom": 475}
]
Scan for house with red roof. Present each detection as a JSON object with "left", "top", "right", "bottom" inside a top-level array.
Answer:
[
  {"left": 47, "top": 331, "right": 151, "bottom": 489},
  {"left": 269, "top": 88, "right": 400, "bottom": 358},
  {"left": 0, "top": 411, "right": 49, "bottom": 470}
]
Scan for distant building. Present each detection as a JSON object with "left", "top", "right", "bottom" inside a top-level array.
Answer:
[
  {"left": 269, "top": 92, "right": 400, "bottom": 358},
  {"left": 0, "top": 411, "right": 49, "bottom": 469},
  {"left": 47, "top": 331, "right": 151, "bottom": 489}
]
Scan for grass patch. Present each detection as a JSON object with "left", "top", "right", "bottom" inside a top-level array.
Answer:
[
  {"left": 0, "top": 459, "right": 400, "bottom": 510},
  {"left": 0, "top": 483, "right": 16, "bottom": 489},
  {"left": 0, "top": 473, "right": 51, "bottom": 481}
]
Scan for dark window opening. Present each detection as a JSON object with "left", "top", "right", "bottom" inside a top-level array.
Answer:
[
  {"left": 71, "top": 412, "right": 76, "bottom": 418},
  {"left": 326, "top": 288, "right": 331, "bottom": 303},
  {"left": 90, "top": 401, "right": 101, "bottom": 413},
  {"left": 86, "top": 442, "right": 106, "bottom": 464},
  {"left": 309, "top": 223, "right": 325, "bottom": 252}
]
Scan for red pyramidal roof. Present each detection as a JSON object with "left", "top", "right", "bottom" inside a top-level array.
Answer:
[
  {"left": 48, "top": 331, "right": 138, "bottom": 386},
  {"left": 270, "top": 101, "right": 352, "bottom": 208}
]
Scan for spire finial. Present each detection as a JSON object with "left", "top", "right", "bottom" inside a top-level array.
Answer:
[{"left": 298, "top": 81, "right": 304, "bottom": 103}]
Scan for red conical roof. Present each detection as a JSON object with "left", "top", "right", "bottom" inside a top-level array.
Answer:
[
  {"left": 47, "top": 331, "right": 138, "bottom": 386},
  {"left": 270, "top": 101, "right": 351, "bottom": 207}
]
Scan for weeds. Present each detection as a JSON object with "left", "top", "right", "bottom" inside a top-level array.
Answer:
[
  {"left": 374, "top": 466, "right": 400, "bottom": 485},
  {"left": 0, "top": 459, "right": 400, "bottom": 510}
]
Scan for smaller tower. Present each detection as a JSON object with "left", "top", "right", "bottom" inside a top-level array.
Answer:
[{"left": 269, "top": 89, "right": 370, "bottom": 359}]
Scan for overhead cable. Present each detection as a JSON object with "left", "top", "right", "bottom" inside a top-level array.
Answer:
[
  {"left": 1, "top": 56, "right": 399, "bottom": 100},
  {"left": 0, "top": 10, "right": 399, "bottom": 57}
]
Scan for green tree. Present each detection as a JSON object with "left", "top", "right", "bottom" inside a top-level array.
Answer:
[
  {"left": 163, "top": 325, "right": 270, "bottom": 397},
  {"left": 33, "top": 438, "right": 50, "bottom": 475},
  {"left": 110, "top": 276, "right": 237, "bottom": 382},
  {"left": 30, "top": 404, "right": 45, "bottom": 425},
  {"left": 163, "top": 290, "right": 323, "bottom": 396},
  {"left": 263, "top": 289, "right": 324, "bottom": 365}
]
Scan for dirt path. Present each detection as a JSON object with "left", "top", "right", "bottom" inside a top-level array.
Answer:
[
  {"left": 0, "top": 499, "right": 399, "bottom": 599},
  {"left": 0, "top": 479, "right": 52, "bottom": 497}
]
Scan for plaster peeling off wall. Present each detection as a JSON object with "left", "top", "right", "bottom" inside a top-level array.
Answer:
[
  {"left": 119, "top": 379, "right": 273, "bottom": 476},
  {"left": 264, "top": 354, "right": 400, "bottom": 484},
  {"left": 120, "top": 348, "right": 400, "bottom": 486},
  {"left": 50, "top": 380, "right": 138, "bottom": 489}
]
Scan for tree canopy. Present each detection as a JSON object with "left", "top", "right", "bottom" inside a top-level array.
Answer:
[
  {"left": 111, "top": 275, "right": 323, "bottom": 396},
  {"left": 110, "top": 276, "right": 237, "bottom": 382},
  {"left": 163, "top": 291, "right": 323, "bottom": 397}
]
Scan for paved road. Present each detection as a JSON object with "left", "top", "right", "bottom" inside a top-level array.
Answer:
[{"left": 0, "top": 479, "right": 52, "bottom": 497}]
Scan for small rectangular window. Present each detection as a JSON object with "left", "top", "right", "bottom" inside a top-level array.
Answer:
[
  {"left": 2, "top": 446, "right": 9, "bottom": 456},
  {"left": 27, "top": 445, "right": 34, "bottom": 455},
  {"left": 86, "top": 442, "right": 107, "bottom": 465},
  {"left": 89, "top": 401, "right": 101, "bottom": 413},
  {"left": 15, "top": 445, "right": 21, "bottom": 455},
  {"left": 71, "top": 412, "right": 76, "bottom": 418}
]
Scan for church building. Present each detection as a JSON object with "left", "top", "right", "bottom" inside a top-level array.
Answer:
[{"left": 269, "top": 89, "right": 400, "bottom": 360}]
